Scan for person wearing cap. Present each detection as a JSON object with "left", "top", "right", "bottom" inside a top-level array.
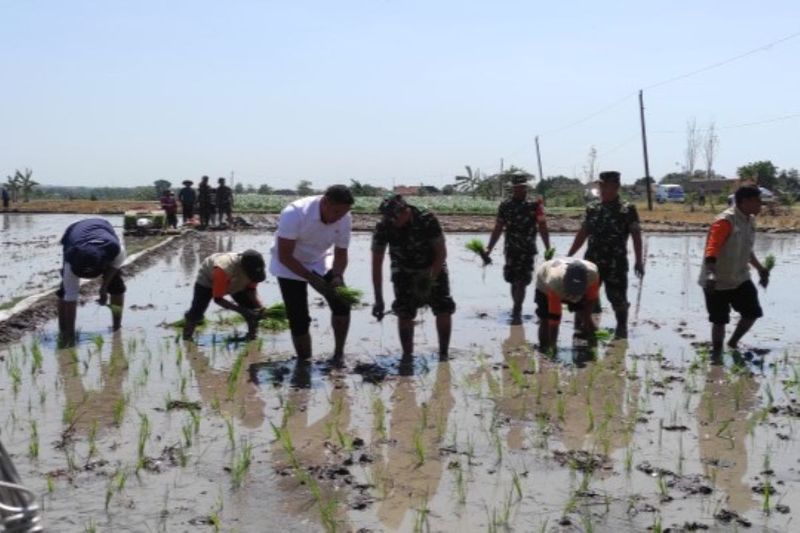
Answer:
[
  {"left": 57, "top": 218, "right": 127, "bottom": 346},
  {"left": 699, "top": 185, "right": 769, "bottom": 357},
  {"left": 182, "top": 250, "right": 268, "bottom": 341},
  {"left": 197, "top": 175, "right": 213, "bottom": 228},
  {"left": 567, "top": 170, "right": 643, "bottom": 339},
  {"left": 484, "top": 171, "right": 551, "bottom": 324},
  {"left": 371, "top": 195, "right": 455, "bottom": 361},
  {"left": 159, "top": 189, "right": 178, "bottom": 229},
  {"left": 217, "top": 177, "right": 234, "bottom": 226},
  {"left": 535, "top": 258, "right": 600, "bottom": 350},
  {"left": 269, "top": 184, "right": 355, "bottom": 363},
  {"left": 178, "top": 180, "right": 196, "bottom": 224}
]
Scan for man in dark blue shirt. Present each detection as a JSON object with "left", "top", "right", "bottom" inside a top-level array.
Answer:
[{"left": 57, "top": 218, "right": 127, "bottom": 346}]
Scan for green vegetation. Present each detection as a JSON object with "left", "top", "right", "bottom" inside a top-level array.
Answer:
[
  {"left": 764, "top": 254, "right": 776, "bottom": 272},
  {"left": 465, "top": 239, "right": 486, "bottom": 255},
  {"left": 334, "top": 286, "right": 363, "bottom": 306}
]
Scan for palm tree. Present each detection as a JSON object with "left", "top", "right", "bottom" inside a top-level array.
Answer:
[
  {"left": 454, "top": 165, "right": 483, "bottom": 198},
  {"left": 17, "top": 168, "right": 38, "bottom": 202},
  {"left": 5, "top": 173, "right": 21, "bottom": 203}
]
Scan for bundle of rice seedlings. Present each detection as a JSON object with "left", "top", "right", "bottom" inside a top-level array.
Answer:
[
  {"left": 465, "top": 238, "right": 491, "bottom": 265},
  {"left": 465, "top": 238, "right": 485, "bottom": 255},
  {"left": 263, "top": 302, "right": 287, "bottom": 320},
  {"left": 544, "top": 246, "right": 556, "bottom": 261},
  {"left": 764, "top": 254, "right": 776, "bottom": 272},
  {"left": 335, "top": 286, "right": 363, "bottom": 306}
]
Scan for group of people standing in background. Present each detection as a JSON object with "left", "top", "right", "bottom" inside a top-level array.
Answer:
[{"left": 159, "top": 175, "right": 235, "bottom": 230}]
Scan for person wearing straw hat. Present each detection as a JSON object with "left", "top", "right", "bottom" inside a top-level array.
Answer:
[
  {"left": 484, "top": 170, "right": 551, "bottom": 325},
  {"left": 178, "top": 180, "right": 196, "bottom": 224},
  {"left": 534, "top": 257, "right": 600, "bottom": 351}
]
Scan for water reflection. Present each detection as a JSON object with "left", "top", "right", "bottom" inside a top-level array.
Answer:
[
  {"left": 185, "top": 342, "right": 266, "bottom": 428},
  {"left": 697, "top": 363, "right": 759, "bottom": 512},
  {"left": 372, "top": 362, "right": 453, "bottom": 530},
  {"left": 56, "top": 331, "right": 128, "bottom": 434}
]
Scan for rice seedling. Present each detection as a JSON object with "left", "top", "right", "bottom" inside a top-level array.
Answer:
[
  {"left": 227, "top": 349, "right": 247, "bottom": 399},
  {"left": 30, "top": 339, "right": 43, "bottom": 374},
  {"left": 28, "top": 421, "right": 39, "bottom": 459},
  {"left": 88, "top": 420, "right": 98, "bottom": 459},
  {"left": 334, "top": 286, "right": 363, "bottom": 306},
  {"left": 369, "top": 396, "right": 387, "bottom": 441},
  {"left": 113, "top": 395, "right": 128, "bottom": 426},
  {"left": 544, "top": 246, "right": 556, "bottom": 260},
  {"left": 84, "top": 518, "right": 97, "bottom": 533},
  {"left": 413, "top": 428, "right": 426, "bottom": 467},
  {"left": 511, "top": 469, "right": 523, "bottom": 501},
  {"left": 136, "top": 413, "right": 151, "bottom": 471},
  {"left": 414, "top": 494, "right": 430, "bottom": 533},
  {"left": 225, "top": 416, "right": 236, "bottom": 450},
  {"left": 508, "top": 359, "right": 527, "bottom": 389},
  {"left": 230, "top": 439, "right": 253, "bottom": 489},
  {"left": 454, "top": 465, "right": 467, "bottom": 504},
  {"left": 46, "top": 476, "right": 54, "bottom": 493}
]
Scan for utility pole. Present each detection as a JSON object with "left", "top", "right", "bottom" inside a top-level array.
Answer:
[
  {"left": 500, "top": 158, "right": 504, "bottom": 174},
  {"left": 639, "top": 90, "right": 653, "bottom": 211},
  {"left": 535, "top": 136, "right": 544, "bottom": 183}
]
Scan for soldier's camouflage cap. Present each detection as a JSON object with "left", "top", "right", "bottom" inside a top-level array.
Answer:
[
  {"left": 597, "top": 171, "right": 621, "bottom": 184},
  {"left": 510, "top": 171, "right": 530, "bottom": 186},
  {"left": 378, "top": 194, "right": 408, "bottom": 220}
]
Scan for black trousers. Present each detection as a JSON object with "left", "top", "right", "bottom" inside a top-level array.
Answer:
[{"left": 277, "top": 272, "right": 351, "bottom": 337}]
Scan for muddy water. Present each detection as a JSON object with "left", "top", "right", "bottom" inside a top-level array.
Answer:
[
  {"left": 0, "top": 214, "right": 122, "bottom": 307},
  {"left": 1, "top": 230, "right": 799, "bottom": 532}
]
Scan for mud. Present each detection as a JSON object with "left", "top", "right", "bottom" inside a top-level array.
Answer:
[{"left": 0, "top": 229, "right": 798, "bottom": 531}]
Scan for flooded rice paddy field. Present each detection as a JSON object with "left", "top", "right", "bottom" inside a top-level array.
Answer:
[
  {"left": 1, "top": 229, "right": 799, "bottom": 532},
  {"left": 0, "top": 214, "right": 122, "bottom": 311}
]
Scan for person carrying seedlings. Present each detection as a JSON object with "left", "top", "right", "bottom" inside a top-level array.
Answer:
[
  {"left": 182, "top": 250, "right": 267, "bottom": 341},
  {"left": 567, "top": 170, "right": 644, "bottom": 339},
  {"left": 484, "top": 171, "right": 551, "bottom": 325},
  {"left": 699, "top": 185, "right": 769, "bottom": 357},
  {"left": 159, "top": 189, "right": 178, "bottom": 229},
  {"left": 197, "top": 175, "right": 213, "bottom": 228},
  {"left": 216, "top": 177, "right": 234, "bottom": 226},
  {"left": 535, "top": 257, "right": 600, "bottom": 351},
  {"left": 269, "top": 184, "right": 354, "bottom": 363},
  {"left": 371, "top": 194, "right": 456, "bottom": 361},
  {"left": 177, "top": 179, "right": 196, "bottom": 224},
  {"left": 57, "top": 218, "right": 127, "bottom": 346}
]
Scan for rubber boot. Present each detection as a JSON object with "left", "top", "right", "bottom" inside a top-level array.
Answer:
[{"left": 614, "top": 309, "right": 628, "bottom": 339}]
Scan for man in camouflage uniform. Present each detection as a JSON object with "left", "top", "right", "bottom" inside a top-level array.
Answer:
[
  {"left": 567, "top": 170, "right": 644, "bottom": 338},
  {"left": 197, "top": 175, "right": 213, "bottom": 228},
  {"left": 485, "top": 171, "right": 551, "bottom": 324},
  {"left": 371, "top": 195, "right": 455, "bottom": 361}
]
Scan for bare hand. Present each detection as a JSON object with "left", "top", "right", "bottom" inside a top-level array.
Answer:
[
  {"left": 634, "top": 262, "right": 645, "bottom": 279},
  {"left": 372, "top": 300, "right": 385, "bottom": 321},
  {"left": 759, "top": 271, "right": 770, "bottom": 288},
  {"left": 97, "top": 290, "right": 108, "bottom": 306}
]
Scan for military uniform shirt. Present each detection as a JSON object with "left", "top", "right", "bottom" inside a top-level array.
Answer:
[
  {"left": 497, "top": 198, "right": 545, "bottom": 255},
  {"left": 583, "top": 197, "right": 640, "bottom": 268},
  {"left": 372, "top": 207, "right": 443, "bottom": 273}
]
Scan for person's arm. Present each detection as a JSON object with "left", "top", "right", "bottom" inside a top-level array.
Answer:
[
  {"left": 276, "top": 237, "right": 314, "bottom": 281},
  {"left": 542, "top": 290, "right": 562, "bottom": 350},
  {"left": 210, "top": 268, "right": 256, "bottom": 316},
  {"left": 331, "top": 247, "right": 348, "bottom": 286},
  {"left": 430, "top": 235, "right": 446, "bottom": 279},
  {"left": 372, "top": 247, "right": 386, "bottom": 319},
  {"left": 486, "top": 218, "right": 504, "bottom": 256},
  {"left": 749, "top": 252, "right": 769, "bottom": 287},
  {"left": 702, "top": 219, "right": 732, "bottom": 290},
  {"left": 632, "top": 228, "right": 644, "bottom": 278},
  {"left": 567, "top": 226, "right": 588, "bottom": 256},
  {"left": 538, "top": 219, "right": 551, "bottom": 252}
]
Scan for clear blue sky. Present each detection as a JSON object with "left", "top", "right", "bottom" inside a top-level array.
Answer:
[{"left": 2, "top": 1, "right": 798, "bottom": 189}]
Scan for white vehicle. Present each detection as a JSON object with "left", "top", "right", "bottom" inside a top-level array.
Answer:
[{"left": 655, "top": 184, "right": 686, "bottom": 203}]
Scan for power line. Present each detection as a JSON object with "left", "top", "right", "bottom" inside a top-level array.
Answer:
[
  {"left": 652, "top": 112, "right": 800, "bottom": 134},
  {"left": 535, "top": 30, "right": 800, "bottom": 139},
  {"left": 643, "top": 31, "right": 800, "bottom": 91}
]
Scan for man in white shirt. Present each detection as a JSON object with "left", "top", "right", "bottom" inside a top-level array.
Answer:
[
  {"left": 57, "top": 218, "right": 127, "bottom": 347},
  {"left": 269, "top": 185, "right": 354, "bottom": 363}
]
